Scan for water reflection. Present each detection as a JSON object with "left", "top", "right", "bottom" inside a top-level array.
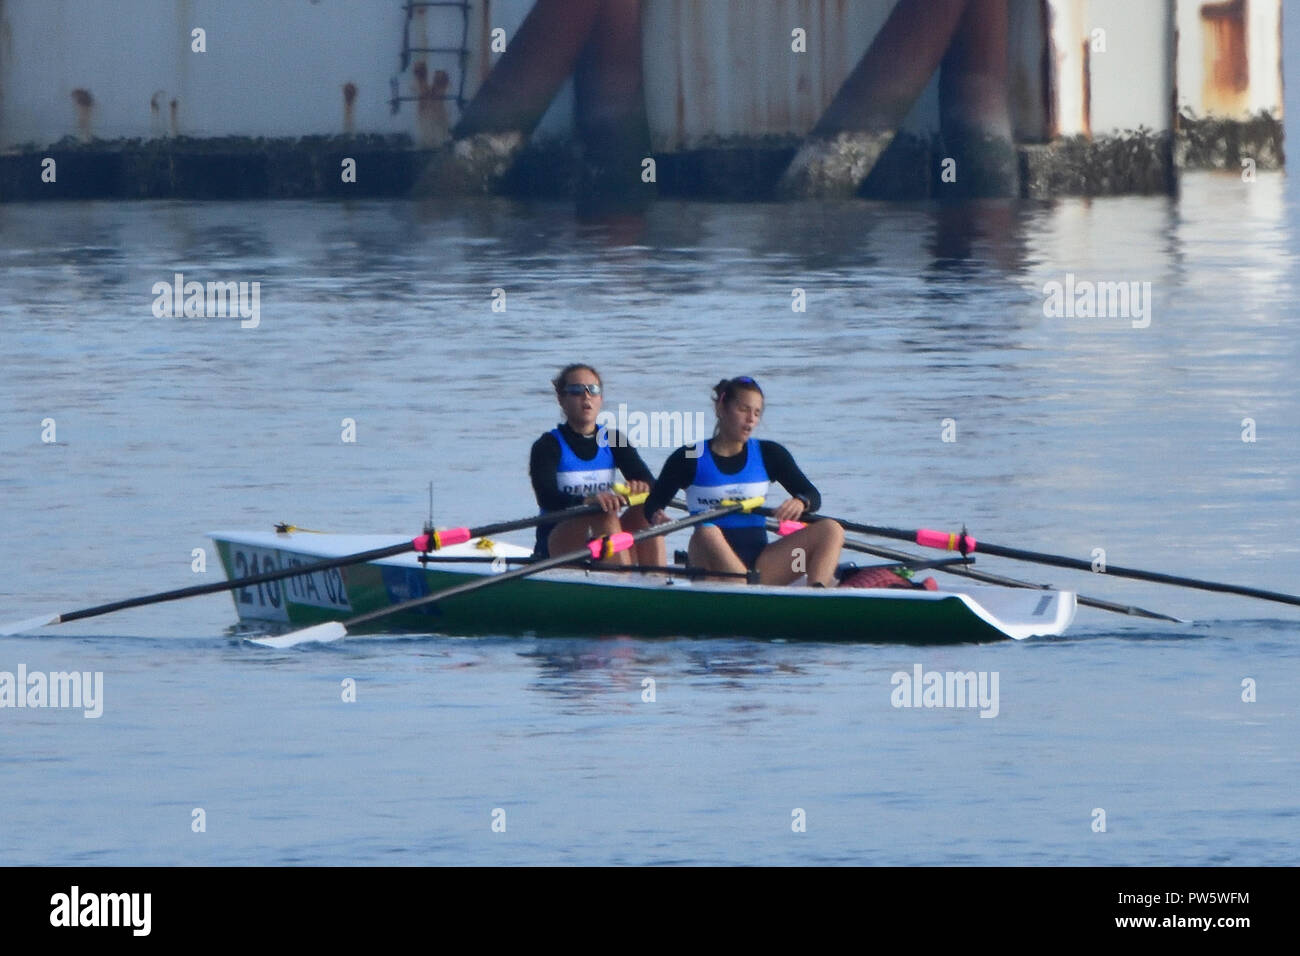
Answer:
[
  {"left": 927, "top": 198, "right": 1029, "bottom": 275},
  {"left": 519, "top": 637, "right": 809, "bottom": 707}
]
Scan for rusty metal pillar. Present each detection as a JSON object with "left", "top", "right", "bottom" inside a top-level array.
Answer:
[
  {"left": 778, "top": 0, "right": 971, "bottom": 199},
  {"left": 417, "top": 0, "right": 606, "bottom": 194},
  {"left": 574, "top": 0, "right": 653, "bottom": 212},
  {"left": 939, "top": 0, "right": 1017, "bottom": 197}
]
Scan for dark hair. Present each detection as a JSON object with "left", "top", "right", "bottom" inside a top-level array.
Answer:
[
  {"left": 711, "top": 376, "right": 763, "bottom": 439},
  {"left": 712, "top": 376, "right": 763, "bottom": 406},
  {"left": 553, "top": 363, "right": 601, "bottom": 395}
]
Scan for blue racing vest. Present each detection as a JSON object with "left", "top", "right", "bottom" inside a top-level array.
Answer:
[
  {"left": 685, "top": 438, "right": 769, "bottom": 529},
  {"left": 534, "top": 427, "right": 618, "bottom": 557},
  {"left": 551, "top": 426, "right": 616, "bottom": 499}
]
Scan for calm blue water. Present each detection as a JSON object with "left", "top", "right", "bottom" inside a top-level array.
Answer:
[{"left": 2, "top": 174, "right": 1298, "bottom": 864}]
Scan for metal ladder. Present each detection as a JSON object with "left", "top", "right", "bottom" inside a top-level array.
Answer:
[{"left": 389, "top": 1, "right": 471, "bottom": 115}]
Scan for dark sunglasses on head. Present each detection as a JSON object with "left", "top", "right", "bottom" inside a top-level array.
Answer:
[
  {"left": 732, "top": 376, "right": 758, "bottom": 388},
  {"left": 562, "top": 383, "right": 602, "bottom": 396}
]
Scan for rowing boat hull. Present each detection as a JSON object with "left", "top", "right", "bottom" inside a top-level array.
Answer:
[{"left": 210, "top": 531, "right": 1076, "bottom": 644}]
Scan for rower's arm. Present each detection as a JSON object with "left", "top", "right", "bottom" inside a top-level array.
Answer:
[
  {"left": 611, "top": 437, "right": 657, "bottom": 488},
  {"left": 640, "top": 447, "right": 696, "bottom": 520},
  {"left": 759, "top": 441, "right": 822, "bottom": 513},
  {"left": 529, "top": 433, "right": 587, "bottom": 512}
]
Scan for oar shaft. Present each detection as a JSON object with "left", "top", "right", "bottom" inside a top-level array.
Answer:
[
  {"left": 341, "top": 501, "right": 753, "bottom": 628},
  {"left": 38, "top": 498, "right": 634, "bottom": 629},
  {"left": 423, "top": 555, "right": 757, "bottom": 580},
  {"left": 470, "top": 496, "right": 634, "bottom": 539},
  {"left": 972, "top": 543, "right": 1300, "bottom": 607},
  {"left": 831, "top": 532, "right": 1183, "bottom": 622},
  {"left": 673, "top": 501, "right": 1183, "bottom": 620},
  {"left": 876, "top": 556, "right": 973, "bottom": 573},
  {"left": 807, "top": 513, "right": 1300, "bottom": 609},
  {"left": 59, "top": 541, "right": 417, "bottom": 624}
]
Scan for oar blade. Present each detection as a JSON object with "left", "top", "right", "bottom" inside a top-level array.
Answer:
[
  {"left": 0, "top": 612, "right": 62, "bottom": 636},
  {"left": 248, "top": 622, "right": 348, "bottom": 649}
]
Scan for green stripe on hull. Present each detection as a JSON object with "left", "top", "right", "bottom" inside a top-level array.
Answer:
[
  {"left": 217, "top": 540, "right": 1007, "bottom": 644},
  {"left": 420, "top": 571, "right": 1004, "bottom": 644}
]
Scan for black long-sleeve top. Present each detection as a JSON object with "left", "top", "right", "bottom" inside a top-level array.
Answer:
[
  {"left": 529, "top": 422, "right": 657, "bottom": 555},
  {"left": 640, "top": 439, "right": 822, "bottom": 520}
]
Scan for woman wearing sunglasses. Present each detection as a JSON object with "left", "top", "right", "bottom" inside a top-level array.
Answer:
[
  {"left": 641, "top": 376, "right": 844, "bottom": 587},
  {"left": 529, "top": 363, "right": 664, "bottom": 566}
]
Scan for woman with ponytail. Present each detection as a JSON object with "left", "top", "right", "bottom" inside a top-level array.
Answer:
[
  {"left": 640, "top": 377, "right": 844, "bottom": 586},
  {"left": 528, "top": 363, "right": 663, "bottom": 566}
]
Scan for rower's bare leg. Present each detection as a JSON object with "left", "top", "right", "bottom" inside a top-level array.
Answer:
[
  {"left": 755, "top": 520, "right": 845, "bottom": 586},
  {"left": 548, "top": 512, "right": 632, "bottom": 566},
  {"left": 687, "top": 525, "right": 749, "bottom": 580},
  {"left": 620, "top": 504, "right": 665, "bottom": 567}
]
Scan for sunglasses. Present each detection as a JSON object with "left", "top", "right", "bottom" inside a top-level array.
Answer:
[
  {"left": 562, "top": 383, "right": 602, "bottom": 396},
  {"left": 732, "top": 376, "right": 758, "bottom": 388}
]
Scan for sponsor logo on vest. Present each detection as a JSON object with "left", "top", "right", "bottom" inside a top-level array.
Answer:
[
  {"left": 696, "top": 495, "right": 739, "bottom": 507},
  {"left": 560, "top": 480, "right": 614, "bottom": 495},
  {"left": 595, "top": 404, "right": 708, "bottom": 457}
]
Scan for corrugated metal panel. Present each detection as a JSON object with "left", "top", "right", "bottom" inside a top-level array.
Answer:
[
  {"left": 1087, "top": 0, "right": 1174, "bottom": 134},
  {"left": 1176, "top": 0, "right": 1282, "bottom": 120},
  {"left": 1044, "top": 0, "right": 1089, "bottom": 137},
  {"left": 0, "top": 1, "right": 9, "bottom": 139},
  {"left": 0, "top": 0, "right": 414, "bottom": 145},
  {"left": 0, "top": 0, "right": 573, "bottom": 149},
  {"left": 1, "top": 0, "right": 1278, "bottom": 153},
  {"left": 641, "top": 0, "right": 940, "bottom": 150},
  {"left": 1042, "top": 0, "right": 1186, "bottom": 139},
  {"left": 1008, "top": 0, "right": 1049, "bottom": 143}
]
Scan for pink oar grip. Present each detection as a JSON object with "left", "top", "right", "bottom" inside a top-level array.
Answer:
[
  {"left": 915, "top": 528, "right": 977, "bottom": 552},
  {"left": 413, "top": 527, "right": 472, "bottom": 552},
  {"left": 777, "top": 520, "right": 806, "bottom": 536},
  {"left": 588, "top": 531, "right": 634, "bottom": 559},
  {"left": 436, "top": 527, "right": 472, "bottom": 548}
]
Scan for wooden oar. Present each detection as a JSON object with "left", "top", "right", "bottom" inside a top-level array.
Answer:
[
  {"left": 0, "top": 493, "right": 647, "bottom": 636},
  {"left": 250, "top": 498, "right": 765, "bottom": 649},
  {"left": 800, "top": 514, "right": 1300, "bottom": 609}
]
